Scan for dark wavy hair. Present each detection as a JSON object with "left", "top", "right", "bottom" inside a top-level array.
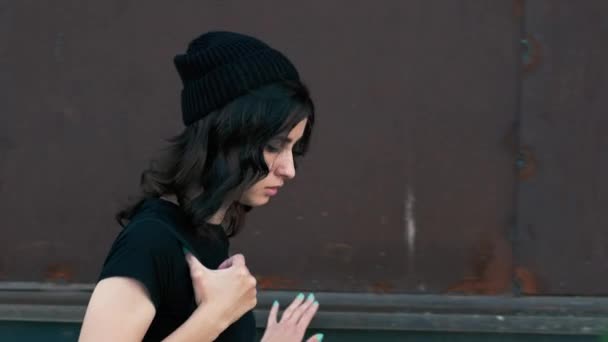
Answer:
[{"left": 117, "top": 79, "right": 314, "bottom": 237}]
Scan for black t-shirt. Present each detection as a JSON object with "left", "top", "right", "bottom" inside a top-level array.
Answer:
[{"left": 98, "top": 198, "right": 256, "bottom": 341}]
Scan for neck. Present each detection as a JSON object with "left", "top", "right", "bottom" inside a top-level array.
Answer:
[
  {"left": 207, "top": 203, "right": 230, "bottom": 225},
  {"left": 160, "top": 193, "right": 230, "bottom": 225}
]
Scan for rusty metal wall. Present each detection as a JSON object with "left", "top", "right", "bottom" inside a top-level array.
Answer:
[
  {"left": 515, "top": 0, "right": 608, "bottom": 295},
  {"left": 2, "top": 1, "right": 519, "bottom": 294}
]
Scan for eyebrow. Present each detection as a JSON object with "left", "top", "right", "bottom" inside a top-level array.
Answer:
[{"left": 275, "top": 136, "right": 293, "bottom": 144}]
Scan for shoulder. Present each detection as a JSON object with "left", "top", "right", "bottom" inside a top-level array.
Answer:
[
  {"left": 126, "top": 216, "right": 176, "bottom": 239},
  {"left": 111, "top": 215, "right": 182, "bottom": 256}
]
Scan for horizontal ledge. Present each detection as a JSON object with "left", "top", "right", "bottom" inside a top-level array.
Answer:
[
  {"left": 2, "top": 304, "right": 607, "bottom": 336},
  {"left": 1, "top": 282, "right": 608, "bottom": 335}
]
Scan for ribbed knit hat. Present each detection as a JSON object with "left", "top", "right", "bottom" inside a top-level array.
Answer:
[{"left": 173, "top": 31, "right": 301, "bottom": 126}]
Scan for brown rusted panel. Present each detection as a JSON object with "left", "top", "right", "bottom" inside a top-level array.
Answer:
[
  {"left": 0, "top": 1, "right": 519, "bottom": 294},
  {"left": 516, "top": 0, "right": 608, "bottom": 295}
]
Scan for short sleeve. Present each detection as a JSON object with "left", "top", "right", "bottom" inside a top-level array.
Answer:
[{"left": 99, "top": 219, "right": 179, "bottom": 309}]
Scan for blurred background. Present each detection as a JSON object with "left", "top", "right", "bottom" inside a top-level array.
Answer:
[{"left": 1, "top": 0, "right": 607, "bottom": 341}]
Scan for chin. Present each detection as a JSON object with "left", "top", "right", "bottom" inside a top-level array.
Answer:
[{"left": 240, "top": 195, "right": 270, "bottom": 207}]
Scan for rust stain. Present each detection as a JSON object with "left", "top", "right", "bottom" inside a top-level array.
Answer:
[
  {"left": 517, "top": 146, "right": 538, "bottom": 180},
  {"left": 368, "top": 281, "right": 394, "bottom": 294},
  {"left": 445, "top": 233, "right": 512, "bottom": 295},
  {"left": 256, "top": 275, "right": 297, "bottom": 290},
  {"left": 515, "top": 266, "right": 540, "bottom": 294},
  {"left": 45, "top": 264, "right": 73, "bottom": 282},
  {"left": 445, "top": 277, "right": 486, "bottom": 294},
  {"left": 445, "top": 232, "right": 541, "bottom": 295}
]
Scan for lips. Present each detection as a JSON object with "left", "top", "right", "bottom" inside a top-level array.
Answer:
[{"left": 264, "top": 186, "right": 281, "bottom": 196}]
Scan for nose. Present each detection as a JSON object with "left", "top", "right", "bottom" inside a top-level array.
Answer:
[{"left": 274, "top": 151, "right": 296, "bottom": 180}]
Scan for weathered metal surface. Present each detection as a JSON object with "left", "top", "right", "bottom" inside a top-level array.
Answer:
[
  {"left": 1, "top": 1, "right": 518, "bottom": 293},
  {"left": 234, "top": 1, "right": 521, "bottom": 294},
  {"left": 515, "top": 0, "right": 608, "bottom": 295}
]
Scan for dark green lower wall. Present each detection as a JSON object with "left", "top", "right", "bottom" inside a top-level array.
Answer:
[{"left": 0, "top": 321, "right": 601, "bottom": 342}]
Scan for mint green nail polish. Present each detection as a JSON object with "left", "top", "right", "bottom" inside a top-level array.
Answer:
[
  {"left": 313, "top": 300, "right": 319, "bottom": 306},
  {"left": 297, "top": 293, "right": 305, "bottom": 300},
  {"left": 273, "top": 300, "right": 279, "bottom": 307},
  {"left": 307, "top": 293, "right": 315, "bottom": 301},
  {"left": 316, "top": 333, "right": 324, "bottom": 341},
  {"left": 182, "top": 247, "right": 190, "bottom": 255}
]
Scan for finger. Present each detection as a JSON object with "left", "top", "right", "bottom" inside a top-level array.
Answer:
[
  {"left": 297, "top": 298, "right": 320, "bottom": 329},
  {"left": 291, "top": 293, "right": 316, "bottom": 324},
  {"left": 183, "top": 249, "right": 209, "bottom": 273},
  {"left": 229, "top": 253, "right": 246, "bottom": 266},
  {"left": 306, "top": 333, "right": 324, "bottom": 342},
  {"left": 266, "top": 300, "right": 279, "bottom": 327},
  {"left": 217, "top": 258, "right": 232, "bottom": 270},
  {"left": 280, "top": 292, "right": 306, "bottom": 322}
]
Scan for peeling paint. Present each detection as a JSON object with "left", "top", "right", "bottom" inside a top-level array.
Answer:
[{"left": 404, "top": 186, "right": 416, "bottom": 272}]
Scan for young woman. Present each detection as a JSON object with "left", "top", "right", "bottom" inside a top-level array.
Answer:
[{"left": 79, "top": 31, "right": 322, "bottom": 341}]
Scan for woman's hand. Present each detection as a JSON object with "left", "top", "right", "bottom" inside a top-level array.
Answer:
[
  {"left": 184, "top": 251, "right": 257, "bottom": 326},
  {"left": 261, "top": 293, "right": 323, "bottom": 342}
]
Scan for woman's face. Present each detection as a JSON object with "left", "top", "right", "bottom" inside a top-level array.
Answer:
[{"left": 239, "top": 118, "right": 308, "bottom": 207}]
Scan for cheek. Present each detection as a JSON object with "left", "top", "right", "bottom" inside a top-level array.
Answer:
[
  {"left": 239, "top": 182, "right": 269, "bottom": 206},
  {"left": 242, "top": 178, "right": 265, "bottom": 199}
]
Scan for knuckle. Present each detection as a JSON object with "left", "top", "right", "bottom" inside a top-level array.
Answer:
[{"left": 233, "top": 254, "right": 245, "bottom": 263}]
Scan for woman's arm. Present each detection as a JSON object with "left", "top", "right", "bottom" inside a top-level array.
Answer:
[
  {"left": 80, "top": 252, "right": 256, "bottom": 342},
  {"left": 79, "top": 277, "right": 228, "bottom": 342},
  {"left": 78, "top": 277, "right": 156, "bottom": 341}
]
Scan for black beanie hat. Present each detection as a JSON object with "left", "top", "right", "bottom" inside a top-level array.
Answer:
[{"left": 173, "top": 31, "right": 301, "bottom": 126}]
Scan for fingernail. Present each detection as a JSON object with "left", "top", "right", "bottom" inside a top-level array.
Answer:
[
  {"left": 313, "top": 300, "right": 319, "bottom": 306},
  {"left": 307, "top": 293, "right": 315, "bottom": 302},
  {"left": 182, "top": 247, "right": 190, "bottom": 255},
  {"left": 296, "top": 293, "right": 305, "bottom": 300},
  {"left": 273, "top": 300, "right": 279, "bottom": 307},
  {"left": 315, "top": 333, "right": 324, "bottom": 341}
]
